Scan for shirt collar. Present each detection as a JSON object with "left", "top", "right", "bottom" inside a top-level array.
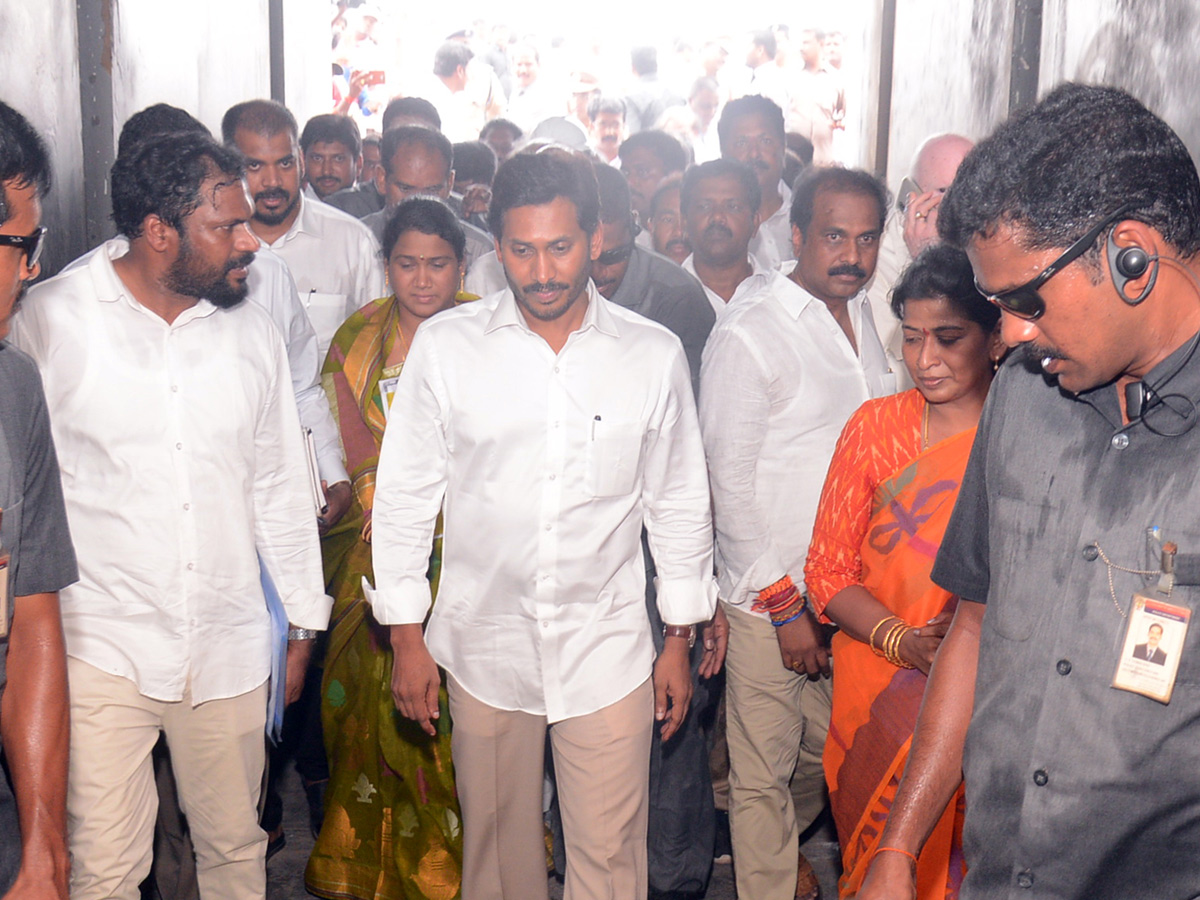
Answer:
[
  {"left": 773, "top": 259, "right": 870, "bottom": 321},
  {"left": 484, "top": 280, "right": 619, "bottom": 339},
  {"left": 89, "top": 237, "right": 219, "bottom": 323},
  {"left": 275, "top": 193, "right": 320, "bottom": 246}
]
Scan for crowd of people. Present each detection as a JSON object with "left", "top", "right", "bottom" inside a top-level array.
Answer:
[{"left": 2, "top": 35, "right": 1200, "bottom": 900}]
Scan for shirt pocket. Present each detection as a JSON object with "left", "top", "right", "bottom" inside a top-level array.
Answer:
[{"left": 587, "top": 419, "right": 644, "bottom": 499}]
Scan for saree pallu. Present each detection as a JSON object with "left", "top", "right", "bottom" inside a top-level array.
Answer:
[{"left": 824, "top": 425, "right": 974, "bottom": 900}]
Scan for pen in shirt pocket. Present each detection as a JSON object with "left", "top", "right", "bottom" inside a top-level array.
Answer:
[{"left": 592, "top": 415, "right": 601, "bottom": 439}]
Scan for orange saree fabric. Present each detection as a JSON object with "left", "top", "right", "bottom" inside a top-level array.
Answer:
[{"left": 805, "top": 389, "right": 973, "bottom": 899}]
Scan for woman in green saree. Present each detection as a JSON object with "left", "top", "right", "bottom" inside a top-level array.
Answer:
[{"left": 306, "top": 198, "right": 476, "bottom": 900}]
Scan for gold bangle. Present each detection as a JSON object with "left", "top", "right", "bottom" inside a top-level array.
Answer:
[
  {"left": 868, "top": 616, "right": 900, "bottom": 654},
  {"left": 884, "top": 623, "right": 909, "bottom": 667},
  {"left": 881, "top": 621, "right": 906, "bottom": 661}
]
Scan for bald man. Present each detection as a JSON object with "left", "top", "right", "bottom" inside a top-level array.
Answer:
[{"left": 866, "top": 133, "right": 974, "bottom": 373}]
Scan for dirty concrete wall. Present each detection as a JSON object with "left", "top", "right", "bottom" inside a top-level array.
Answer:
[
  {"left": 0, "top": 2, "right": 87, "bottom": 277},
  {"left": 1040, "top": 0, "right": 1200, "bottom": 165},
  {"left": 884, "top": 0, "right": 1014, "bottom": 190}
]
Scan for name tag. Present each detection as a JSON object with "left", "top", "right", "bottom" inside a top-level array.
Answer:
[{"left": 1112, "top": 592, "right": 1190, "bottom": 704}]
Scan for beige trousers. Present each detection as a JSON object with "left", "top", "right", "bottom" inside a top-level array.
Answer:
[
  {"left": 448, "top": 675, "right": 654, "bottom": 900},
  {"left": 66, "top": 658, "right": 268, "bottom": 900},
  {"left": 724, "top": 603, "right": 832, "bottom": 900}
]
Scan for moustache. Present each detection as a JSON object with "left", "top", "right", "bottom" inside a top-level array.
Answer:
[
  {"left": 254, "top": 188, "right": 290, "bottom": 203},
  {"left": 1021, "top": 342, "right": 1065, "bottom": 373},
  {"left": 523, "top": 281, "right": 571, "bottom": 295},
  {"left": 225, "top": 252, "right": 256, "bottom": 273},
  {"left": 702, "top": 223, "right": 733, "bottom": 241},
  {"left": 666, "top": 239, "right": 690, "bottom": 252},
  {"left": 828, "top": 264, "right": 868, "bottom": 279}
]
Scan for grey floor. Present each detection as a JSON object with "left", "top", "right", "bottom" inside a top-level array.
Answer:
[{"left": 267, "top": 761, "right": 842, "bottom": 899}]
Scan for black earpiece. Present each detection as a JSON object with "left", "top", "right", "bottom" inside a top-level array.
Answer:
[{"left": 1107, "top": 227, "right": 1157, "bottom": 304}]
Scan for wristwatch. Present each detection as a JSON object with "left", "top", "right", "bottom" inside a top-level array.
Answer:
[
  {"left": 663, "top": 623, "right": 697, "bottom": 648},
  {"left": 287, "top": 627, "right": 320, "bottom": 641}
]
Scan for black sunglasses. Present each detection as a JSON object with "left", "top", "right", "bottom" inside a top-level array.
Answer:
[
  {"left": 974, "top": 203, "right": 1136, "bottom": 320},
  {"left": 595, "top": 241, "right": 635, "bottom": 267},
  {"left": 0, "top": 226, "right": 47, "bottom": 269}
]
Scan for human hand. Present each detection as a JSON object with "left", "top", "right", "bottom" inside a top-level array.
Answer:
[
  {"left": 360, "top": 508, "right": 373, "bottom": 544},
  {"left": 389, "top": 624, "right": 440, "bottom": 736},
  {"left": 902, "top": 190, "right": 945, "bottom": 257},
  {"left": 318, "top": 480, "right": 353, "bottom": 534},
  {"left": 851, "top": 848, "right": 918, "bottom": 900},
  {"left": 775, "top": 609, "right": 830, "bottom": 678},
  {"left": 898, "top": 610, "right": 953, "bottom": 675},
  {"left": 284, "top": 638, "right": 315, "bottom": 706},
  {"left": 461, "top": 184, "right": 492, "bottom": 217},
  {"left": 653, "top": 638, "right": 693, "bottom": 741},
  {"left": 698, "top": 605, "right": 729, "bottom": 679}
]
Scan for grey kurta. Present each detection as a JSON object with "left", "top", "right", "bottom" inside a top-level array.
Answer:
[{"left": 933, "top": 339, "right": 1200, "bottom": 900}]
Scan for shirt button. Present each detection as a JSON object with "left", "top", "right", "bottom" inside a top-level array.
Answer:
[
  {"left": 545, "top": 523, "right": 552, "bottom": 531},
  {"left": 183, "top": 503, "right": 190, "bottom": 511},
  {"left": 1082, "top": 544, "right": 1099, "bottom": 561},
  {"left": 541, "top": 621, "right": 549, "bottom": 629},
  {"left": 176, "top": 442, "right": 183, "bottom": 450},
  {"left": 187, "top": 562, "right": 195, "bottom": 571},
  {"left": 171, "top": 385, "right": 179, "bottom": 393},
  {"left": 1056, "top": 659, "right": 1072, "bottom": 675},
  {"left": 549, "top": 473, "right": 556, "bottom": 481},
  {"left": 1111, "top": 433, "right": 1130, "bottom": 450},
  {"left": 1016, "top": 870, "right": 1034, "bottom": 889},
  {"left": 553, "top": 366, "right": 560, "bottom": 373},
  {"left": 1033, "top": 768, "right": 1049, "bottom": 786}
]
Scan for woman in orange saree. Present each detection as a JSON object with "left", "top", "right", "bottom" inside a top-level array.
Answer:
[{"left": 805, "top": 245, "right": 1004, "bottom": 899}]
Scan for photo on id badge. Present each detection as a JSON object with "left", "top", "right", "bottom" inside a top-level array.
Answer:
[{"left": 1113, "top": 593, "right": 1190, "bottom": 703}]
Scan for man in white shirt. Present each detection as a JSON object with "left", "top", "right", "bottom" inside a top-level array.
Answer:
[
  {"left": 743, "top": 30, "right": 790, "bottom": 115},
  {"left": 680, "top": 159, "right": 775, "bottom": 317},
  {"left": 700, "top": 166, "right": 894, "bottom": 900},
  {"left": 372, "top": 148, "right": 717, "bottom": 900},
  {"left": 719, "top": 94, "right": 794, "bottom": 270},
  {"left": 11, "top": 132, "right": 329, "bottom": 900},
  {"left": 506, "top": 43, "right": 559, "bottom": 133},
  {"left": 221, "top": 100, "right": 385, "bottom": 363}
]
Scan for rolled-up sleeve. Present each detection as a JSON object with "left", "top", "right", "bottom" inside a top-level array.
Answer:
[
  {"left": 699, "top": 324, "right": 788, "bottom": 594},
  {"left": 642, "top": 344, "right": 718, "bottom": 626},
  {"left": 370, "top": 331, "right": 449, "bottom": 625}
]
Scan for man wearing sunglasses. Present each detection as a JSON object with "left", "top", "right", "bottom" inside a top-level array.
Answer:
[
  {"left": 0, "top": 100, "right": 78, "bottom": 900},
  {"left": 857, "top": 84, "right": 1200, "bottom": 900}
]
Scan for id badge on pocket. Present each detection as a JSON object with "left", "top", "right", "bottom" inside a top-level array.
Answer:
[{"left": 1112, "top": 592, "right": 1190, "bottom": 704}]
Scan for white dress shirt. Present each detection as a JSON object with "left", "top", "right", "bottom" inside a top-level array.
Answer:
[
  {"left": 264, "top": 193, "right": 386, "bottom": 362},
  {"left": 62, "top": 240, "right": 350, "bottom": 485},
  {"left": 682, "top": 252, "right": 775, "bottom": 319},
  {"left": 463, "top": 249, "right": 507, "bottom": 297},
  {"left": 12, "top": 241, "right": 329, "bottom": 703},
  {"left": 370, "top": 285, "right": 718, "bottom": 722},
  {"left": 700, "top": 267, "right": 896, "bottom": 615},
  {"left": 748, "top": 181, "right": 795, "bottom": 271}
]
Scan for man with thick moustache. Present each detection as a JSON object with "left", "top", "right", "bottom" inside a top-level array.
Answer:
[
  {"left": 701, "top": 165, "right": 895, "bottom": 900},
  {"left": 12, "top": 132, "right": 329, "bottom": 900},
  {"left": 857, "top": 84, "right": 1200, "bottom": 900},
  {"left": 680, "top": 158, "right": 775, "bottom": 318},
  {"left": 372, "top": 148, "right": 717, "bottom": 900},
  {"left": 0, "top": 100, "right": 77, "bottom": 900},
  {"left": 223, "top": 99, "right": 384, "bottom": 361},
  {"left": 300, "top": 113, "right": 362, "bottom": 201}
]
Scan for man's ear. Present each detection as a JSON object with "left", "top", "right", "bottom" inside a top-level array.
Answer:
[
  {"left": 143, "top": 214, "right": 179, "bottom": 254},
  {"left": 790, "top": 222, "right": 804, "bottom": 257},
  {"left": 589, "top": 225, "right": 604, "bottom": 261}
]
